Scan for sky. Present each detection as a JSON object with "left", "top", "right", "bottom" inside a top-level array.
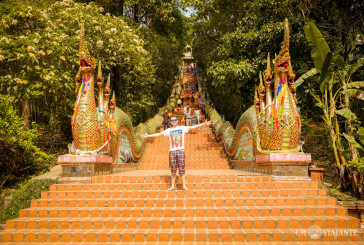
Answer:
[{"left": 181, "top": 6, "right": 196, "bottom": 17}]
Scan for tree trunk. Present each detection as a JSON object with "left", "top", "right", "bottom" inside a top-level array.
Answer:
[
  {"left": 133, "top": 4, "right": 139, "bottom": 23},
  {"left": 334, "top": 116, "right": 346, "bottom": 166},
  {"left": 22, "top": 99, "right": 30, "bottom": 130},
  {"left": 343, "top": 93, "right": 359, "bottom": 161},
  {"left": 117, "top": 0, "right": 124, "bottom": 16},
  {"left": 328, "top": 120, "right": 341, "bottom": 169}
]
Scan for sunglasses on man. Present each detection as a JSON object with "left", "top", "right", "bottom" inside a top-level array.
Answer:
[{"left": 171, "top": 119, "right": 178, "bottom": 122}]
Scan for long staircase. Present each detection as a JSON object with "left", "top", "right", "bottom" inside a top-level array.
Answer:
[
  {"left": 139, "top": 124, "right": 229, "bottom": 170},
  {"left": 0, "top": 69, "right": 363, "bottom": 244}
]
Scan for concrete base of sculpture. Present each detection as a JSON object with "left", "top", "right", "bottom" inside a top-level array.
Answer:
[
  {"left": 58, "top": 155, "right": 138, "bottom": 180},
  {"left": 231, "top": 152, "right": 311, "bottom": 177},
  {"left": 58, "top": 155, "right": 113, "bottom": 178}
]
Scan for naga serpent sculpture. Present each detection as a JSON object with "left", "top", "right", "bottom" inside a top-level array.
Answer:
[
  {"left": 69, "top": 24, "right": 182, "bottom": 162},
  {"left": 203, "top": 18, "right": 301, "bottom": 160}
]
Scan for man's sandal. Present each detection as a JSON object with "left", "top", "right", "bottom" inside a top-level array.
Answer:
[
  {"left": 183, "top": 186, "right": 189, "bottom": 191},
  {"left": 168, "top": 187, "right": 175, "bottom": 191}
]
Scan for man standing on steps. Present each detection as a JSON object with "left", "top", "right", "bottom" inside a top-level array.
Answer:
[{"left": 141, "top": 116, "right": 212, "bottom": 191}]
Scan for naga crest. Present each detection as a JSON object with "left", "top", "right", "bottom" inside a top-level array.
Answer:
[
  {"left": 71, "top": 24, "right": 116, "bottom": 155},
  {"left": 79, "top": 24, "right": 95, "bottom": 71},
  {"left": 254, "top": 18, "right": 301, "bottom": 153}
]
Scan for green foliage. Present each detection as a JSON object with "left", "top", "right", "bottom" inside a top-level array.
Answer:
[
  {"left": 77, "top": 0, "right": 175, "bottom": 25},
  {"left": 0, "top": 179, "right": 59, "bottom": 224},
  {"left": 347, "top": 58, "right": 364, "bottom": 77},
  {"left": 0, "top": 94, "right": 56, "bottom": 189},
  {"left": 335, "top": 108, "right": 357, "bottom": 120},
  {"left": 295, "top": 68, "right": 317, "bottom": 87},
  {"left": 0, "top": 95, "right": 28, "bottom": 144},
  {"left": 182, "top": 0, "right": 316, "bottom": 125},
  {"left": 181, "top": 0, "right": 364, "bottom": 126},
  {"left": 207, "top": 59, "right": 256, "bottom": 87},
  {"left": 347, "top": 158, "right": 364, "bottom": 171},
  {"left": 143, "top": 7, "right": 187, "bottom": 107},
  {"left": 304, "top": 22, "right": 331, "bottom": 73},
  {"left": 343, "top": 133, "right": 363, "bottom": 150},
  {"left": 346, "top": 81, "right": 364, "bottom": 89},
  {"left": 358, "top": 127, "right": 364, "bottom": 145},
  {"left": 0, "top": 0, "right": 156, "bottom": 132},
  {"left": 304, "top": 21, "right": 364, "bottom": 199},
  {"left": 346, "top": 127, "right": 364, "bottom": 174}
]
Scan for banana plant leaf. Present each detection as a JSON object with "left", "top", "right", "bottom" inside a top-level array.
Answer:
[
  {"left": 343, "top": 133, "right": 363, "bottom": 150},
  {"left": 347, "top": 158, "right": 364, "bottom": 171},
  {"left": 319, "top": 52, "right": 333, "bottom": 92},
  {"left": 358, "top": 127, "right": 364, "bottom": 145},
  {"left": 348, "top": 58, "right": 364, "bottom": 75},
  {"left": 295, "top": 68, "right": 318, "bottom": 87},
  {"left": 347, "top": 81, "right": 364, "bottom": 89},
  {"left": 335, "top": 108, "right": 357, "bottom": 119},
  {"left": 304, "top": 22, "right": 331, "bottom": 73}
]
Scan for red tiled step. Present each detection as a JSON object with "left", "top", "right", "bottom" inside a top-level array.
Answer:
[
  {"left": 47, "top": 181, "right": 321, "bottom": 192},
  {"left": 7, "top": 215, "right": 360, "bottom": 230},
  {"left": 31, "top": 196, "right": 336, "bottom": 208},
  {"left": 91, "top": 175, "right": 273, "bottom": 183},
  {"left": 41, "top": 189, "right": 326, "bottom": 198},
  {"left": 1, "top": 228, "right": 362, "bottom": 242},
  {"left": 140, "top": 165, "right": 231, "bottom": 170},
  {"left": 1, "top": 242, "right": 363, "bottom": 245},
  {"left": 18, "top": 205, "right": 348, "bottom": 218}
]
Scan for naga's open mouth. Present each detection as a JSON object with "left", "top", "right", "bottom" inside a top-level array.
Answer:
[
  {"left": 260, "top": 90, "right": 265, "bottom": 96},
  {"left": 104, "top": 90, "right": 110, "bottom": 96},
  {"left": 80, "top": 58, "right": 91, "bottom": 68},
  {"left": 97, "top": 77, "right": 103, "bottom": 86},
  {"left": 279, "top": 61, "right": 289, "bottom": 69},
  {"left": 265, "top": 77, "right": 271, "bottom": 85}
]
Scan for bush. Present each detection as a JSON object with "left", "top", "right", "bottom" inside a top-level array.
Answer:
[
  {"left": 0, "top": 179, "right": 59, "bottom": 224},
  {"left": 0, "top": 94, "right": 55, "bottom": 189}
]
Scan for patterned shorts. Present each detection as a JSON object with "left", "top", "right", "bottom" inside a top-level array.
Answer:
[{"left": 169, "top": 150, "right": 186, "bottom": 175}]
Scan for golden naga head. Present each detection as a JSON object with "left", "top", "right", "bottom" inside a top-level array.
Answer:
[
  {"left": 274, "top": 18, "right": 291, "bottom": 76},
  {"left": 264, "top": 53, "right": 272, "bottom": 86},
  {"left": 254, "top": 18, "right": 301, "bottom": 153},
  {"left": 79, "top": 23, "right": 95, "bottom": 71},
  {"left": 97, "top": 60, "right": 103, "bottom": 86},
  {"left": 254, "top": 89, "right": 260, "bottom": 109},
  {"left": 104, "top": 74, "right": 111, "bottom": 97},
  {"left": 258, "top": 72, "right": 265, "bottom": 98},
  {"left": 110, "top": 92, "right": 116, "bottom": 109}
]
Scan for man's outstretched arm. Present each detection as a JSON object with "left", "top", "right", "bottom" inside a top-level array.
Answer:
[
  {"left": 188, "top": 120, "right": 212, "bottom": 129},
  {"left": 141, "top": 132, "right": 163, "bottom": 138}
]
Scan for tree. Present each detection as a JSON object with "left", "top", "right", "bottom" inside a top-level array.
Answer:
[
  {"left": 302, "top": 21, "right": 364, "bottom": 198},
  {"left": 0, "top": 0, "right": 156, "bottom": 137},
  {"left": 181, "top": 0, "right": 364, "bottom": 126}
]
